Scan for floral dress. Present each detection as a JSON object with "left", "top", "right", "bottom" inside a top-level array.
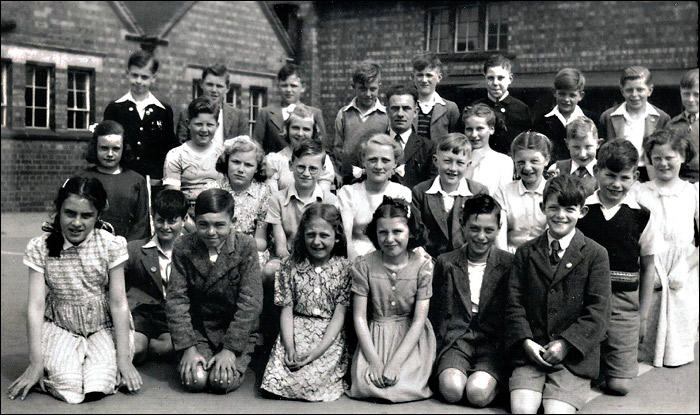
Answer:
[
  {"left": 346, "top": 247, "right": 436, "bottom": 403},
  {"left": 261, "top": 256, "right": 352, "bottom": 401},
  {"left": 636, "top": 179, "right": 699, "bottom": 367}
]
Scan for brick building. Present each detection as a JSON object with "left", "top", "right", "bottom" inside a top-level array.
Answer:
[
  {"left": 1, "top": 1, "right": 293, "bottom": 211},
  {"left": 2, "top": 1, "right": 698, "bottom": 211}
]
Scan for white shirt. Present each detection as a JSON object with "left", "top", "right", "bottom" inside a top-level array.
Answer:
[
  {"left": 344, "top": 97, "right": 386, "bottom": 122},
  {"left": 212, "top": 108, "right": 225, "bottom": 149},
  {"left": 487, "top": 91, "right": 509, "bottom": 103},
  {"left": 115, "top": 91, "right": 165, "bottom": 120},
  {"left": 493, "top": 178, "right": 547, "bottom": 253},
  {"left": 467, "top": 260, "right": 486, "bottom": 313},
  {"left": 418, "top": 92, "right": 447, "bottom": 114},
  {"left": 389, "top": 128, "right": 412, "bottom": 151},
  {"left": 142, "top": 236, "right": 173, "bottom": 297},
  {"left": 281, "top": 103, "right": 297, "bottom": 121},
  {"left": 425, "top": 176, "right": 474, "bottom": 212},
  {"left": 547, "top": 228, "right": 577, "bottom": 261},
  {"left": 610, "top": 102, "right": 660, "bottom": 165},
  {"left": 468, "top": 147, "right": 515, "bottom": 196},
  {"left": 544, "top": 105, "right": 586, "bottom": 127}
]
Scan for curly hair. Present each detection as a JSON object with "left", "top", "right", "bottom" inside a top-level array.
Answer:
[
  {"left": 290, "top": 203, "right": 347, "bottom": 264},
  {"left": 357, "top": 133, "right": 403, "bottom": 167},
  {"left": 284, "top": 104, "right": 323, "bottom": 146},
  {"left": 215, "top": 136, "right": 266, "bottom": 183},
  {"left": 643, "top": 128, "right": 696, "bottom": 168},
  {"left": 366, "top": 196, "right": 427, "bottom": 251}
]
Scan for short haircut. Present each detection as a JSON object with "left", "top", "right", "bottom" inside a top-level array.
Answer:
[
  {"left": 483, "top": 54, "right": 511, "bottom": 74},
  {"left": 187, "top": 96, "right": 218, "bottom": 120},
  {"left": 566, "top": 116, "right": 598, "bottom": 141},
  {"left": 620, "top": 66, "right": 652, "bottom": 87},
  {"left": 385, "top": 84, "right": 419, "bottom": 105},
  {"left": 291, "top": 137, "right": 325, "bottom": 161},
  {"left": 153, "top": 189, "right": 189, "bottom": 220},
  {"left": 290, "top": 202, "right": 347, "bottom": 263},
  {"left": 358, "top": 134, "right": 403, "bottom": 166},
  {"left": 353, "top": 60, "right": 381, "bottom": 86},
  {"left": 127, "top": 50, "right": 158, "bottom": 74},
  {"left": 285, "top": 104, "right": 321, "bottom": 143},
  {"left": 194, "top": 188, "right": 235, "bottom": 217},
  {"left": 278, "top": 62, "right": 303, "bottom": 82},
  {"left": 366, "top": 196, "right": 427, "bottom": 250},
  {"left": 215, "top": 136, "right": 266, "bottom": 182},
  {"left": 462, "top": 103, "right": 496, "bottom": 128},
  {"left": 412, "top": 52, "right": 443, "bottom": 74},
  {"left": 543, "top": 175, "right": 587, "bottom": 208},
  {"left": 596, "top": 139, "right": 639, "bottom": 173},
  {"left": 460, "top": 194, "right": 502, "bottom": 226},
  {"left": 84, "top": 120, "right": 132, "bottom": 166},
  {"left": 201, "top": 64, "right": 229, "bottom": 85},
  {"left": 437, "top": 133, "right": 472, "bottom": 156},
  {"left": 554, "top": 68, "right": 585, "bottom": 92},
  {"left": 510, "top": 131, "right": 552, "bottom": 159},
  {"left": 643, "top": 128, "right": 696, "bottom": 168},
  {"left": 680, "top": 68, "right": 699, "bottom": 89}
]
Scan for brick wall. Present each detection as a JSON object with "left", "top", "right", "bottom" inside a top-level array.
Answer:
[{"left": 1, "top": 1, "right": 290, "bottom": 211}]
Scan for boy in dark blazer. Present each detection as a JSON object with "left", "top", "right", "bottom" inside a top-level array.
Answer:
[
  {"left": 385, "top": 84, "right": 437, "bottom": 190},
  {"left": 433, "top": 194, "right": 514, "bottom": 408},
  {"left": 125, "top": 189, "right": 188, "bottom": 364},
  {"left": 253, "top": 63, "right": 327, "bottom": 154},
  {"left": 505, "top": 175, "right": 611, "bottom": 414},
  {"left": 412, "top": 133, "right": 488, "bottom": 259},
  {"left": 176, "top": 64, "right": 249, "bottom": 145}
]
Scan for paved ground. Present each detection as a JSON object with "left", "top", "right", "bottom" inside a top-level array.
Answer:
[{"left": 1, "top": 212, "right": 698, "bottom": 413}]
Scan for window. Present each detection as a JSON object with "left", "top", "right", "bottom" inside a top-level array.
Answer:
[
  {"left": 427, "top": 2, "right": 509, "bottom": 53},
  {"left": 25, "top": 64, "right": 53, "bottom": 129},
  {"left": 192, "top": 79, "right": 203, "bottom": 99},
  {"left": 248, "top": 87, "right": 267, "bottom": 136},
  {"left": 67, "top": 69, "right": 92, "bottom": 130},
  {"left": 227, "top": 84, "right": 242, "bottom": 108},
  {"left": 1, "top": 61, "right": 9, "bottom": 127}
]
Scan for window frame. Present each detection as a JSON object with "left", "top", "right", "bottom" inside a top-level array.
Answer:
[
  {"left": 24, "top": 63, "right": 55, "bottom": 130},
  {"left": 426, "top": 2, "right": 509, "bottom": 55},
  {"left": 66, "top": 68, "right": 94, "bottom": 131},
  {"left": 248, "top": 86, "right": 267, "bottom": 136},
  {"left": 1, "top": 60, "right": 10, "bottom": 128}
]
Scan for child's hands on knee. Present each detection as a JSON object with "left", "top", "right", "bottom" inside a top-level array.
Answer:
[
  {"left": 365, "top": 362, "right": 387, "bottom": 388},
  {"left": 284, "top": 348, "right": 299, "bottom": 371},
  {"left": 542, "top": 339, "right": 570, "bottom": 365},
  {"left": 294, "top": 348, "right": 321, "bottom": 370},
  {"left": 522, "top": 338, "right": 552, "bottom": 368},
  {"left": 180, "top": 346, "right": 207, "bottom": 387},
  {"left": 206, "top": 349, "right": 238, "bottom": 388},
  {"left": 382, "top": 362, "right": 400, "bottom": 387}
]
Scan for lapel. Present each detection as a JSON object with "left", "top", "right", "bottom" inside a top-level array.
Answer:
[
  {"left": 477, "top": 247, "right": 505, "bottom": 317},
  {"left": 268, "top": 105, "right": 285, "bottom": 132},
  {"left": 532, "top": 234, "right": 556, "bottom": 281},
  {"left": 611, "top": 109, "right": 626, "bottom": 137},
  {"left": 202, "top": 231, "right": 240, "bottom": 293},
  {"left": 140, "top": 244, "right": 164, "bottom": 295},
  {"left": 426, "top": 191, "right": 450, "bottom": 239},
  {"left": 431, "top": 103, "right": 447, "bottom": 125},
  {"left": 644, "top": 113, "right": 659, "bottom": 137},
  {"left": 551, "top": 230, "right": 586, "bottom": 286},
  {"left": 402, "top": 131, "right": 422, "bottom": 164},
  {"left": 450, "top": 196, "right": 467, "bottom": 249}
]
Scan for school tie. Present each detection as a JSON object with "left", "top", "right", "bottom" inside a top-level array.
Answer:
[
  {"left": 549, "top": 239, "right": 561, "bottom": 266},
  {"left": 393, "top": 134, "right": 402, "bottom": 145},
  {"left": 575, "top": 166, "right": 589, "bottom": 179}
]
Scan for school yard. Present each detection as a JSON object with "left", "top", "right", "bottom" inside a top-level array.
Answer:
[{"left": 1, "top": 212, "right": 698, "bottom": 414}]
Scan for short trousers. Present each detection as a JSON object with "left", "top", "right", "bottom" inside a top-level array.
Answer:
[
  {"left": 437, "top": 341, "right": 506, "bottom": 383},
  {"left": 509, "top": 363, "right": 591, "bottom": 410},
  {"left": 601, "top": 289, "right": 640, "bottom": 379},
  {"left": 132, "top": 304, "right": 169, "bottom": 339}
]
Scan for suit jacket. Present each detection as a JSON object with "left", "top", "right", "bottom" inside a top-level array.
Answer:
[
  {"left": 125, "top": 238, "right": 166, "bottom": 311},
  {"left": 473, "top": 95, "right": 532, "bottom": 155},
  {"left": 433, "top": 245, "right": 514, "bottom": 365},
  {"left": 253, "top": 104, "right": 328, "bottom": 154},
  {"left": 599, "top": 103, "right": 670, "bottom": 141},
  {"left": 397, "top": 130, "right": 437, "bottom": 189},
  {"left": 412, "top": 178, "right": 489, "bottom": 259},
  {"left": 103, "top": 99, "right": 178, "bottom": 180},
  {"left": 412, "top": 99, "right": 461, "bottom": 141},
  {"left": 532, "top": 108, "right": 599, "bottom": 163},
  {"left": 176, "top": 102, "right": 249, "bottom": 143},
  {"left": 166, "top": 230, "right": 263, "bottom": 360},
  {"left": 504, "top": 229, "right": 611, "bottom": 379}
]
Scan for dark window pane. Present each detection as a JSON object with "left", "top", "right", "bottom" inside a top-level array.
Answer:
[
  {"left": 35, "top": 68, "right": 48, "bottom": 87},
  {"left": 77, "top": 92, "right": 86, "bottom": 109},
  {"left": 25, "top": 87, "right": 33, "bottom": 106},
  {"left": 68, "top": 72, "right": 75, "bottom": 90},
  {"left": 35, "top": 88, "right": 47, "bottom": 107},
  {"left": 25, "top": 108, "right": 33, "bottom": 126},
  {"left": 67, "top": 112, "right": 75, "bottom": 129},
  {"left": 35, "top": 109, "right": 47, "bottom": 127},
  {"left": 75, "top": 111, "right": 86, "bottom": 128},
  {"left": 67, "top": 91, "right": 74, "bottom": 108},
  {"left": 76, "top": 73, "right": 87, "bottom": 91},
  {"left": 501, "top": 24, "right": 508, "bottom": 49}
]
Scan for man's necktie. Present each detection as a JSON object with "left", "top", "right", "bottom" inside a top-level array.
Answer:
[{"left": 550, "top": 239, "right": 561, "bottom": 266}]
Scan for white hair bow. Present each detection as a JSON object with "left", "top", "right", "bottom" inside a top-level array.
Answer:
[{"left": 351, "top": 164, "right": 406, "bottom": 179}]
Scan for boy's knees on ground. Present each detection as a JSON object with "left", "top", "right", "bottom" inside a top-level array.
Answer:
[
  {"left": 438, "top": 368, "right": 467, "bottom": 403},
  {"left": 466, "top": 371, "right": 498, "bottom": 407},
  {"left": 543, "top": 398, "right": 577, "bottom": 414},
  {"left": 133, "top": 333, "right": 150, "bottom": 365},
  {"left": 605, "top": 377, "right": 632, "bottom": 395},
  {"left": 149, "top": 333, "right": 174, "bottom": 357},
  {"left": 182, "top": 366, "right": 208, "bottom": 393},
  {"left": 207, "top": 370, "right": 242, "bottom": 394},
  {"left": 510, "top": 389, "right": 543, "bottom": 414}
]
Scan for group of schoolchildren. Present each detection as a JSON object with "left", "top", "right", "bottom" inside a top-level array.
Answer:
[{"left": 7, "top": 48, "right": 699, "bottom": 415}]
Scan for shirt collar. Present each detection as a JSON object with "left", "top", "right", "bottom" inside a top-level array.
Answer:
[
  {"left": 611, "top": 102, "right": 659, "bottom": 119},
  {"left": 419, "top": 91, "right": 447, "bottom": 106},
  {"left": 114, "top": 91, "right": 165, "bottom": 109},
  {"left": 488, "top": 91, "right": 509, "bottom": 103},
  {"left": 544, "top": 105, "right": 586, "bottom": 126},
  {"left": 283, "top": 183, "right": 325, "bottom": 206},
  {"left": 346, "top": 97, "right": 386, "bottom": 114},
  {"left": 142, "top": 235, "right": 172, "bottom": 258},
  {"left": 425, "top": 176, "right": 473, "bottom": 196},
  {"left": 388, "top": 128, "right": 412, "bottom": 145},
  {"left": 547, "top": 228, "right": 576, "bottom": 251},
  {"left": 62, "top": 230, "right": 94, "bottom": 250},
  {"left": 517, "top": 177, "right": 546, "bottom": 195},
  {"left": 585, "top": 190, "right": 641, "bottom": 210},
  {"left": 571, "top": 158, "right": 597, "bottom": 176}
]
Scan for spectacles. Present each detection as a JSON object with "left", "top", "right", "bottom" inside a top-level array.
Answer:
[{"left": 295, "top": 165, "right": 320, "bottom": 175}]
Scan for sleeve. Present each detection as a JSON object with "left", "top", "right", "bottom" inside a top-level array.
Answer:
[
  {"left": 503, "top": 246, "right": 534, "bottom": 351},
  {"left": 638, "top": 208, "right": 667, "bottom": 256},
  {"left": 598, "top": 110, "right": 610, "bottom": 140},
  {"left": 252, "top": 108, "right": 268, "bottom": 148},
  {"left": 447, "top": 101, "right": 460, "bottom": 132},
  {"left": 222, "top": 236, "right": 264, "bottom": 354},
  {"left": 338, "top": 186, "right": 356, "bottom": 240},
  {"left": 163, "top": 105, "right": 179, "bottom": 151},
  {"left": 274, "top": 259, "right": 294, "bottom": 307},
  {"left": 166, "top": 243, "right": 198, "bottom": 351},
  {"left": 103, "top": 101, "right": 118, "bottom": 121},
  {"left": 235, "top": 108, "right": 250, "bottom": 138},
  {"left": 127, "top": 174, "right": 151, "bottom": 241},
  {"left": 175, "top": 108, "right": 190, "bottom": 143},
  {"left": 415, "top": 250, "right": 434, "bottom": 301},
  {"left": 107, "top": 234, "right": 129, "bottom": 269},
  {"left": 333, "top": 109, "right": 346, "bottom": 173},
  {"left": 499, "top": 157, "right": 515, "bottom": 189},
  {"left": 162, "top": 148, "right": 183, "bottom": 187},
  {"left": 314, "top": 107, "right": 330, "bottom": 157},
  {"left": 265, "top": 193, "right": 283, "bottom": 225},
  {"left": 255, "top": 184, "right": 272, "bottom": 225},
  {"left": 264, "top": 153, "right": 282, "bottom": 182},
  {"left": 23, "top": 235, "right": 47, "bottom": 274},
  {"left": 492, "top": 186, "right": 510, "bottom": 250},
  {"left": 350, "top": 256, "right": 370, "bottom": 297},
  {"left": 319, "top": 154, "right": 336, "bottom": 186},
  {"left": 335, "top": 259, "right": 352, "bottom": 307}
]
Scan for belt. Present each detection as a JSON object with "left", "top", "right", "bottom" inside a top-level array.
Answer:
[{"left": 610, "top": 270, "right": 640, "bottom": 292}]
